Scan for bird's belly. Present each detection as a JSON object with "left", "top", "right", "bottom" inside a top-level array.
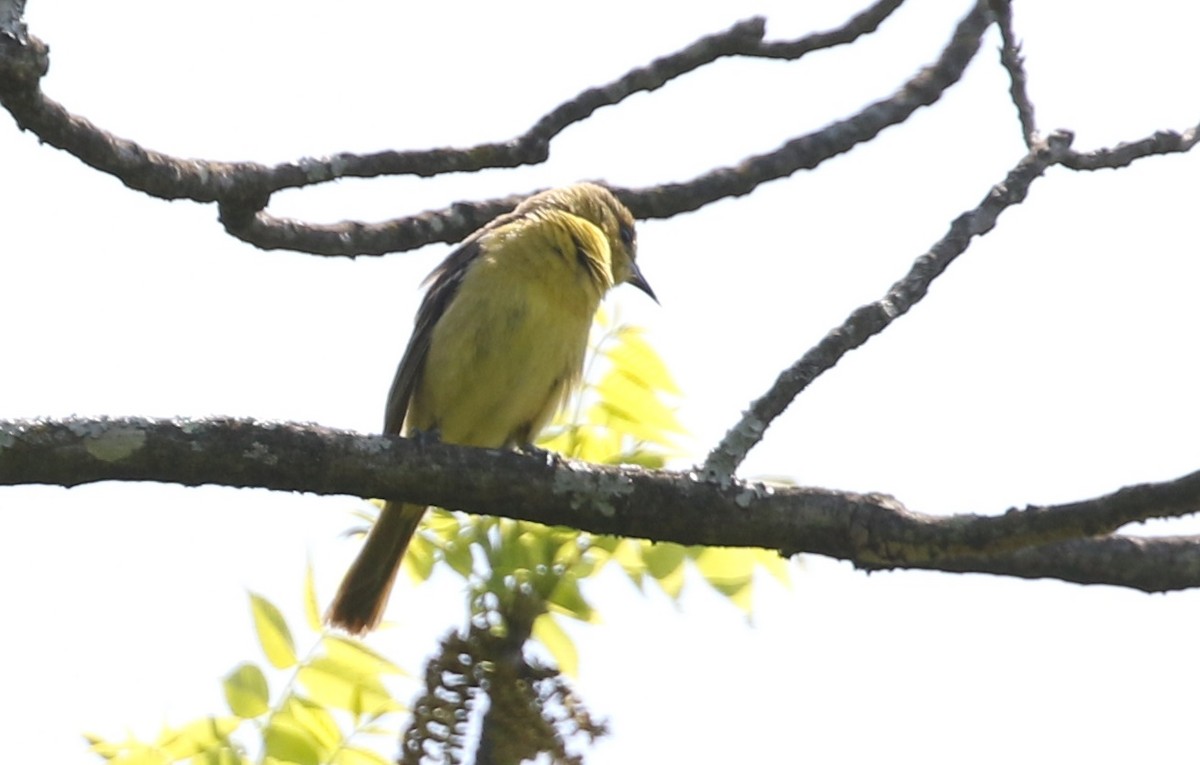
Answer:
[{"left": 410, "top": 286, "right": 593, "bottom": 448}]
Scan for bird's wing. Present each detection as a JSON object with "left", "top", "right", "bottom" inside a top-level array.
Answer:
[{"left": 383, "top": 235, "right": 485, "bottom": 435}]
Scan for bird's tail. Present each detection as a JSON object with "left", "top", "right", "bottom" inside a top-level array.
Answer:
[{"left": 326, "top": 501, "right": 425, "bottom": 634}]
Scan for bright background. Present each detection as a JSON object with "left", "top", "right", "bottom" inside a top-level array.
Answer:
[{"left": 4, "top": 1, "right": 1200, "bottom": 763}]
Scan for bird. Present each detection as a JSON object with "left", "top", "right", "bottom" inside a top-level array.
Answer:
[{"left": 326, "top": 183, "right": 656, "bottom": 634}]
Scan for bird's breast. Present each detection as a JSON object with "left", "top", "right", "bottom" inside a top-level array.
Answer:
[{"left": 408, "top": 246, "right": 601, "bottom": 448}]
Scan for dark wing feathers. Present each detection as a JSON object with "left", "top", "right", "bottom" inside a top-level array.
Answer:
[{"left": 383, "top": 237, "right": 484, "bottom": 435}]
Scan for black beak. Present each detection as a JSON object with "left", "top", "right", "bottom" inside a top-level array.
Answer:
[{"left": 627, "top": 261, "right": 658, "bottom": 304}]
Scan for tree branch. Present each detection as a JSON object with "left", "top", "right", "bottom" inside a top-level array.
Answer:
[
  {"left": 703, "top": 131, "right": 1073, "bottom": 478},
  {"left": 0, "top": 2, "right": 982, "bottom": 256},
  {"left": 0, "top": 0, "right": 27, "bottom": 43},
  {"left": 704, "top": 85, "right": 1200, "bottom": 477},
  {"left": 753, "top": 0, "right": 906, "bottom": 58},
  {"left": 3, "top": 416, "right": 1199, "bottom": 591},
  {"left": 991, "top": 0, "right": 1038, "bottom": 146},
  {"left": 5, "top": 2, "right": 1199, "bottom": 597},
  {"left": 1061, "top": 125, "right": 1200, "bottom": 170},
  {"left": 880, "top": 534, "right": 1200, "bottom": 592},
  {"left": 618, "top": 0, "right": 994, "bottom": 220}
]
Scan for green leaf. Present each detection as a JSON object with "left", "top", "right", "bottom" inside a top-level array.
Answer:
[
  {"left": 85, "top": 733, "right": 165, "bottom": 764},
  {"left": 595, "top": 368, "right": 683, "bottom": 435},
  {"left": 606, "top": 325, "right": 682, "bottom": 395},
  {"left": 402, "top": 530, "right": 436, "bottom": 583},
  {"left": 694, "top": 547, "right": 756, "bottom": 613},
  {"left": 277, "top": 696, "right": 342, "bottom": 753},
  {"left": 322, "top": 634, "right": 404, "bottom": 677},
  {"left": 755, "top": 548, "right": 794, "bottom": 587},
  {"left": 442, "top": 538, "right": 475, "bottom": 578},
  {"left": 491, "top": 520, "right": 529, "bottom": 573},
  {"left": 263, "top": 718, "right": 321, "bottom": 765},
  {"left": 550, "top": 532, "right": 583, "bottom": 565},
  {"left": 222, "top": 662, "right": 269, "bottom": 719},
  {"left": 296, "top": 657, "right": 402, "bottom": 717},
  {"left": 249, "top": 593, "right": 297, "bottom": 669},
  {"left": 513, "top": 524, "right": 551, "bottom": 568},
  {"left": 563, "top": 424, "right": 622, "bottom": 463},
  {"left": 84, "top": 733, "right": 122, "bottom": 760},
  {"left": 590, "top": 400, "right": 679, "bottom": 448},
  {"left": 643, "top": 542, "right": 687, "bottom": 599},
  {"left": 422, "top": 508, "right": 459, "bottom": 539},
  {"left": 585, "top": 534, "right": 621, "bottom": 554},
  {"left": 546, "top": 575, "right": 596, "bottom": 623},
  {"left": 532, "top": 613, "right": 579, "bottom": 677},
  {"left": 611, "top": 539, "right": 646, "bottom": 589},
  {"left": 158, "top": 717, "right": 241, "bottom": 760},
  {"left": 693, "top": 548, "right": 755, "bottom": 593},
  {"left": 332, "top": 746, "right": 393, "bottom": 765},
  {"left": 190, "top": 746, "right": 246, "bottom": 765},
  {"left": 563, "top": 553, "right": 597, "bottom": 580},
  {"left": 107, "top": 744, "right": 164, "bottom": 765}
]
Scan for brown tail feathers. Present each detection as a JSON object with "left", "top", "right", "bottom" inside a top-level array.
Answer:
[{"left": 326, "top": 501, "right": 425, "bottom": 634}]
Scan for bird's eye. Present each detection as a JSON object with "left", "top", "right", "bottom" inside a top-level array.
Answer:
[{"left": 618, "top": 224, "right": 635, "bottom": 249}]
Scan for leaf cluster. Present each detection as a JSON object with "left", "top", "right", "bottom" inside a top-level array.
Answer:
[
  {"left": 86, "top": 575, "right": 405, "bottom": 765},
  {"left": 401, "top": 317, "right": 791, "bottom": 674}
]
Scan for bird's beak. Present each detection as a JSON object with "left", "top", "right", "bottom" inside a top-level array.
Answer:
[{"left": 627, "top": 261, "right": 658, "bottom": 303}]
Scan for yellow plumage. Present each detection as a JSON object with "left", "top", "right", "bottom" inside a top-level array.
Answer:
[{"left": 327, "top": 183, "right": 654, "bottom": 634}]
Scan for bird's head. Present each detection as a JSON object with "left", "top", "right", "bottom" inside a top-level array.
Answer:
[{"left": 520, "top": 183, "right": 657, "bottom": 302}]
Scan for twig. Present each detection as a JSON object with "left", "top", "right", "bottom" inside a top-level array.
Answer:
[
  {"left": 621, "top": 0, "right": 995, "bottom": 221},
  {"left": 702, "top": 131, "right": 1074, "bottom": 479},
  {"left": 0, "top": 0, "right": 27, "bottom": 42},
  {"left": 754, "top": 0, "right": 907, "bottom": 59},
  {"left": 1062, "top": 125, "right": 1200, "bottom": 170},
  {"left": 991, "top": 0, "right": 1038, "bottom": 145}
]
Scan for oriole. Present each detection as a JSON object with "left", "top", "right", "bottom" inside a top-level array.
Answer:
[{"left": 327, "top": 183, "right": 655, "bottom": 634}]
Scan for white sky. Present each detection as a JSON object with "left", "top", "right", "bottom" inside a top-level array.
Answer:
[{"left": 4, "top": 1, "right": 1200, "bottom": 763}]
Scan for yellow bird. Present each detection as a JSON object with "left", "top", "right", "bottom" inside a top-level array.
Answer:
[{"left": 327, "top": 183, "right": 655, "bottom": 634}]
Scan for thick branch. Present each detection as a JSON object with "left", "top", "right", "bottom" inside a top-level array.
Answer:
[{"left": 3, "top": 416, "right": 1199, "bottom": 591}]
